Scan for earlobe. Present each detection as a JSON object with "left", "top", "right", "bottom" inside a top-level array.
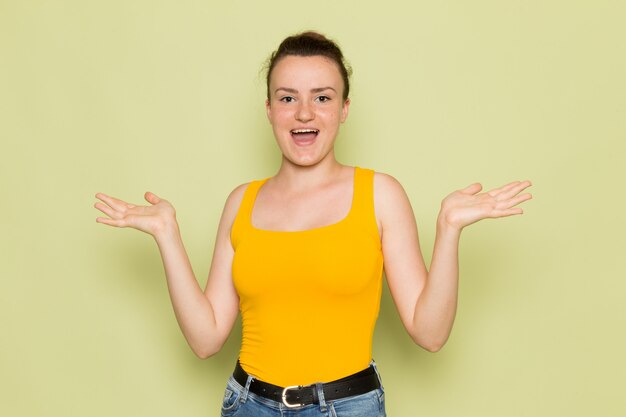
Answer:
[
  {"left": 265, "top": 99, "right": 271, "bottom": 121},
  {"left": 340, "top": 98, "right": 351, "bottom": 123}
]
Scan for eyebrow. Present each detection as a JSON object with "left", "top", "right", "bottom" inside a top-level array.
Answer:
[{"left": 274, "top": 87, "right": 337, "bottom": 95}]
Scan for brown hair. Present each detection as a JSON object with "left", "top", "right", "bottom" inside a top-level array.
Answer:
[{"left": 265, "top": 31, "right": 352, "bottom": 101}]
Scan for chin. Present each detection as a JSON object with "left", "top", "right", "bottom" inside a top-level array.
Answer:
[
  {"left": 287, "top": 157, "right": 319, "bottom": 167},
  {"left": 282, "top": 152, "right": 324, "bottom": 167},
  {"left": 280, "top": 144, "right": 335, "bottom": 167}
]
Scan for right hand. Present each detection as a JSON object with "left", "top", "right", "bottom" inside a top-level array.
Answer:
[{"left": 94, "top": 192, "right": 177, "bottom": 238}]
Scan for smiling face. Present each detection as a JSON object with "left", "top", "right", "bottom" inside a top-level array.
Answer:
[{"left": 266, "top": 55, "right": 350, "bottom": 168}]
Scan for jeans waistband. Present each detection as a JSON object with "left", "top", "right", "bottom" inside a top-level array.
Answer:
[{"left": 232, "top": 360, "right": 383, "bottom": 409}]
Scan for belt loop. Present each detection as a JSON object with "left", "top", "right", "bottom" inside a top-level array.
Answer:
[
  {"left": 241, "top": 374, "right": 254, "bottom": 403},
  {"left": 370, "top": 359, "right": 384, "bottom": 392},
  {"left": 315, "top": 382, "right": 327, "bottom": 412}
]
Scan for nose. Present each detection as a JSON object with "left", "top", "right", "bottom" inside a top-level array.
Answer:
[{"left": 295, "top": 100, "right": 314, "bottom": 122}]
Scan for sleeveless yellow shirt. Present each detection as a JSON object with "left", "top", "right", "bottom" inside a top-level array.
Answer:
[{"left": 230, "top": 167, "right": 384, "bottom": 386}]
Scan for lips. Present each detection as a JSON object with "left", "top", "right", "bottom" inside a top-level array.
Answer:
[{"left": 290, "top": 128, "right": 319, "bottom": 145}]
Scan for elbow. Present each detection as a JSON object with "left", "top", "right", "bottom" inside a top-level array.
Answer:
[
  {"left": 188, "top": 326, "right": 231, "bottom": 359},
  {"left": 193, "top": 346, "right": 219, "bottom": 360},
  {"left": 191, "top": 340, "right": 224, "bottom": 360},
  {"left": 421, "top": 340, "right": 445, "bottom": 353},
  {"left": 194, "top": 348, "right": 215, "bottom": 360},
  {"left": 410, "top": 333, "right": 447, "bottom": 353}
]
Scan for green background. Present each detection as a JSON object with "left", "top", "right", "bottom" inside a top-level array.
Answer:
[{"left": 1, "top": 1, "right": 625, "bottom": 416}]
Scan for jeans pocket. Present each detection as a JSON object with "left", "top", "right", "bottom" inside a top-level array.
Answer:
[
  {"left": 330, "top": 390, "right": 381, "bottom": 417},
  {"left": 221, "top": 385, "right": 242, "bottom": 417}
]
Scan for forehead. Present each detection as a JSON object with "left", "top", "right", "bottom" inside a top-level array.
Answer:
[{"left": 270, "top": 55, "right": 343, "bottom": 90}]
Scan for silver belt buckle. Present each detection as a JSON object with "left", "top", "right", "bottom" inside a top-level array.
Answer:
[{"left": 281, "top": 385, "right": 303, "bottom": 408}]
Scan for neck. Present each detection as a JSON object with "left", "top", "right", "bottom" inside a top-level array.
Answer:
[{"left": 273, "top": 155, "right": 345, "bottom": 190}]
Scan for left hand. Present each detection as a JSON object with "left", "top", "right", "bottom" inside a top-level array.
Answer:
[{"left": 439, "top": 181, "right": 533, "bottom": 230}]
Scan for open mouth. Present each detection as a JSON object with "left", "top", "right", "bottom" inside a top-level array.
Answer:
[{"left": 290, "top": 128, "right": 319, "bottom": 143}]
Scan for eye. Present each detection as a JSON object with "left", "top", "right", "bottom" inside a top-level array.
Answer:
[
  {"left": 279, "top": 96, "right": 295, "bottom": 103},
  {"left": 316, "top": 95, "right": 331, "bottom": 103}
]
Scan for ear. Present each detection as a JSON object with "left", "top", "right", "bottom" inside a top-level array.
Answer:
[
  {"left": 340, "top": 98, "right": 350, "bottom": 123},
  {"left": 265, "top": 98, "right": 272, "bottom": 121}
]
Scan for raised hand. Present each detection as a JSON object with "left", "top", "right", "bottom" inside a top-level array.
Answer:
[
  {"left": 94, "top": 192, "right": 177, "bottom": 238},
  {"left": 439, "top": 181, "right": 533, "bottom": 231}
]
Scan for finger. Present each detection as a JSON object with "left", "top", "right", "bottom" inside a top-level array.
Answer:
[
  {"left": 95, "top": 216, "right": 127, "bottom": 227},
  {"left": 498, "top": 181, "right": 533, "bottom": 201},
  {"left": 490, "top": 180, "right": 533, "bottom": 201},
  {"left": 507, "top": 180, "right": 532, "bottom": 194},
  {"left": 144, "top": 191, "right": 161, "bottom": 205},
  {"left": 500, "top": 192, "right": 532, "bottom": 209},
  {"left": 94, "top": 201, "right": 119, "bottom": 219},
  {"left": 461, "top": 183, "right": 482, "bottom": 195},
  {"left": 95, "top": 193, "right": 131, "bottom": 211},
  {"left": 487, "top": 181, "right": 520, "bottom": 197},
  {"left": 488, "top": 207, "right": 524, "bottom": 218}
]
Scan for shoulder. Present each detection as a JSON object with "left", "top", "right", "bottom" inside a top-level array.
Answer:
[
  {"left": 219, "top": 182, "right": 251, "bottom": 224},
  {"left": 372, "top": 171, "right": 414, "bottom": 226},
  {"left": 225, "top": 182, "right": 252, "bottom": 211},
  {"left": 356, "top": 167, "right": 405, "bottom": 194},
  {"left": 226, "top": 182, "right": 250, "bottom": 205},
  {"left": 373, "top": 171, "right": 410, "bottom": 203},
  {"left": 373, "top": 171, "right": 404, "bottom": 190}
]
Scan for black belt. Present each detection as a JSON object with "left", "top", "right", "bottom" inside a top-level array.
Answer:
[{"left": 233, "top": 361, "right": 381, "bottom": 408}]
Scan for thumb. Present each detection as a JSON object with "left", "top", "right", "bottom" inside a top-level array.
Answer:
[
  {"left": 461, "top": 183, "right": 482, "bottom": 195},
  {"left": 144, "top": 191, "right": 161, "bottom": 205}
]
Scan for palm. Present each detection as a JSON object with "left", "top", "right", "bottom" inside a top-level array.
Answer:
[
  {"left": 441, "top": 181, "right": 532, "bottom": 230},
  {"left": 94, "top": 192, "right": 176, "bottom": 236}
]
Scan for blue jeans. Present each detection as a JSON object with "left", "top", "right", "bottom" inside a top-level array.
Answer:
[{"left": 221, "top": 361, "right": 386, "bottom": 417}]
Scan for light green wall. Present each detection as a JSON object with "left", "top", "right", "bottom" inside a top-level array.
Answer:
[{"left": 1, "top": 1, "right": 624, "bottom": 416}]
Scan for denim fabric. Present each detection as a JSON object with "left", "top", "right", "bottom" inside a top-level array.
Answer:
[{"left": 220, "top": 362, "right": 386, "bottom": 417}]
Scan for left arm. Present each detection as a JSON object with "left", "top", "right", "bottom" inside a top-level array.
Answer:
[{"left": 375, "top": 174, "right": 532, "bottom": 352}]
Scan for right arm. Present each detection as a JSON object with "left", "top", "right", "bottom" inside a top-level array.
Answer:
[{"left": 94, "top": 185, "right": 247, "bottom": 358}]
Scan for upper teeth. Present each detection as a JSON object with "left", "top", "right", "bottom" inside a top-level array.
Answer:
[{"left": 292, "top": 129, "right": 318, "bottom": 133}]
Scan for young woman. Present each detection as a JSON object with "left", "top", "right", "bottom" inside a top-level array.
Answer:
[{"left": 94, "top": 32, "right": 532, "bottom": 416}]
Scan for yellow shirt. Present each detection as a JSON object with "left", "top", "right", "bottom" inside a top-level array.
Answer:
[{"left": 231, "top": 167, "right": 383, "bottom": 386}]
